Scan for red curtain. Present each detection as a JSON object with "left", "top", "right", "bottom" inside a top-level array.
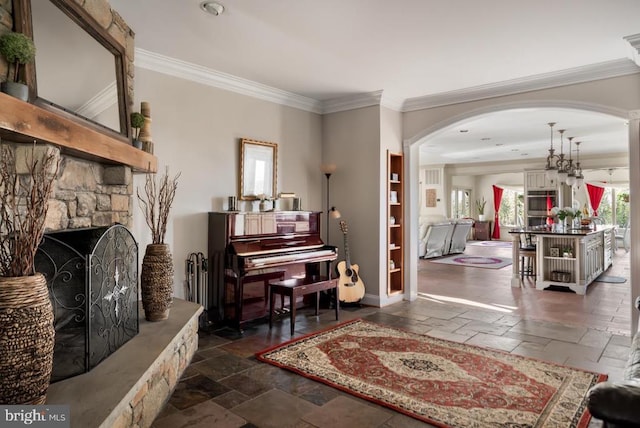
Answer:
[
  {"left": 586, "top": 183, "right": 605, "bottom": 216},
  {"left": 492, "top": 185, "right": 503, "bottom": 239}
]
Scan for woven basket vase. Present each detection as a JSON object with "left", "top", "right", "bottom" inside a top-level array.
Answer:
[
  {"left": 0, "top": 273, "right": 55, "bottom": 404},
  {"left": 140, "top": 243, "right": 174, "bottom": 321}
]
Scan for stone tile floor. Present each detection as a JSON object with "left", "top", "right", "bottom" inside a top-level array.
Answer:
[{"left": 152, "top": 245, "right": 631, "bottom": 427}]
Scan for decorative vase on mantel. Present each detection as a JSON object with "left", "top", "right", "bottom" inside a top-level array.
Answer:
[
  {"left": 0, "top": 273, "right": 55, "bottom": 404},
  {"left": 140, "top": 244, "right": 174, "bottom": 321}
]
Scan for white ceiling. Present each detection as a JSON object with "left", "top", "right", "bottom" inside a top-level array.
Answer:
[
  {"left": 109, "top": 0, "right": 640, "bottom": 163},
  {"left": 419, "top": 108, "right": 629, "bottom": 165}
]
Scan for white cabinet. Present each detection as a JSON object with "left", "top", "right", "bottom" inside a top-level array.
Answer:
[
  {"left": 535, "top": 230, "right": 610, "bottom": 295},
  {"left": 526, "top": 170, "right": 555, "bottom": 190}
]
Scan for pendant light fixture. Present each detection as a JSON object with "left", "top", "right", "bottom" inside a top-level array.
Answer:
[
  {"left": 545, "top": 122, "right": 558, "bottom": 184},
  {"left": 574, "top": 141, "right": 584, "bottom": 189},
  {"left": 565, "top": 137, "right": 576, "bottom": 186},
  {"left": 544, "top": 123, "right": 581, "bottom": 187}
]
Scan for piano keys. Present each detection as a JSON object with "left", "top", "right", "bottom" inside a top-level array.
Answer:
[{"left": 207, "top": 211, "right": 337, "bottom": 328}]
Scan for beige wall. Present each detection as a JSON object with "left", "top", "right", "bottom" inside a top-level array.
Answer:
[
  {"left": 131, "top": 63, "right": 640, "bottom": 317},
  {"left": 380, "top": 106, "right": 404, "bottom": 305},
  {"left": 322, "top": 106, "right": 388, "bottom": 305},
  {"left": 131, "top": 68, "right": 322, "bottom": 299},
  {"left": 403, "top": 74, "right": 640, "bottom": 141}
]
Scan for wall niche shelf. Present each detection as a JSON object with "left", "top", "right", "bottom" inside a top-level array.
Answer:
[
  {"left": 387, "top": 151, "right": 404, "bottom": 296},
  {"left": 0, "top": 92, "right": 157, "bottom": 173}
]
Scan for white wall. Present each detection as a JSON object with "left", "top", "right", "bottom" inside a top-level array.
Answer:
[
  {"left": 131, "top": 68, "right": 322, "bottom": 299},
  {"left": 419, "top": 166, "right": 446, "bottom": 217}
]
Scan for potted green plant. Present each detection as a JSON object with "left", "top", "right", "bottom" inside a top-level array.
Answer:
[
  {"left": 476, "top": 197, "right": 487, "bottom": 221},
  {"left": 0, "top": 144, "right": 59, "bottom": 404},
  {"left": 130, "top": 112, "right": 145, "bottom": 149},
  {"left": 0, "top": 32, "right": 36, "bottom": 101},
  {"left": 619, "top": 192, "right": 630, "bottom": 203}
]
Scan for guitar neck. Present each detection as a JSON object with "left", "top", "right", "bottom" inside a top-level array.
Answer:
[{"left": 343, "top": 233, "right": 351, "bottom": 268}]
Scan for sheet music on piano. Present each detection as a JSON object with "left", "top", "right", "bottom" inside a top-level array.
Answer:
[{"left": 207, "top": 211, "right": 337, "bottom": 328}]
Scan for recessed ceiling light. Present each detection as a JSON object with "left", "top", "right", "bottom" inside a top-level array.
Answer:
[
  {"left": 481, "top": 137, "right": 491, "bottom": 141},
  {"left": 511, "top": 148, "right": 519, "bottom": 151},
  {"left": 495, "top": 143, "right": 503, "bottom": 146},
  {"left": 521, "top": 153, "right": 529, "bottom": 156},
  {"left": 459, "top": 129, "right": 469, "bottom": 133},
  {"left": 200, "top": 1, "right": 225, "bottom": 16}
]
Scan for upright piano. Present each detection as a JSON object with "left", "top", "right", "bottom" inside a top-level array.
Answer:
[{"left": 207, "top": 211, "right": 337, "bottom": 327}]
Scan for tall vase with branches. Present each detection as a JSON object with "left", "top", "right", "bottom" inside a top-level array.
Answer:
[
  {"left": 0, "top": 144, "right": 59, "bottom": 404},
  {"left": 137, "top": 168, "right": 180, "bottom": 321}
]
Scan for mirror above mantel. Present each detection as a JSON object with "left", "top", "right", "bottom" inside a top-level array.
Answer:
[
  {"left": 0, "top": 0, "right": 157, "bottom": 172},
  {"left": 13, "top": 0, "right": 131, "bottom": 142}
]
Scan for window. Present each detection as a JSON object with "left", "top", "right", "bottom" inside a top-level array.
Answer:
[
  {"left": 596, "top": 187, "right": 630, "bottom": 226},
  {"left": 598, "top": 187, "right": 629, "bottom": 227},
  {"left": 596, "top": 188, "right": 613, "bottom": 224},
  {"left": 615, "top": 189, "right": 630, "bottom": 226},
  {"left": 450, "top": 189, "right": 471, "bottom": 219},
  {"left": 499, "top": 189, "right": 524, "bottom": 226}
]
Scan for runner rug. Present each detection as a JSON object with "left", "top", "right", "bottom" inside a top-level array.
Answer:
[
  {"left": 594, "top": 274, "right": 627, "bottom": 283},
  {"left": 256, "top": 319, "right": 605, "bottom": 428},
  {"left": 429, "top": 254, "right": 512, "bottom": 269}
]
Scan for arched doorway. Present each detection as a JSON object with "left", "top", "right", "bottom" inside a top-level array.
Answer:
[{"left": 403, "top": 101, "right": 639, "bottom": 333}]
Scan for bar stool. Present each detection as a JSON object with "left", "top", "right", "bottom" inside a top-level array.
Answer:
[{"left": 519, "top": 233, "right": 536, "bottom": 279}]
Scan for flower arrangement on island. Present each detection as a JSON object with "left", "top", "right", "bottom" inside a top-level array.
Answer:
[{"left": 550, "top": 207, "right": 582, "bottom": 222}]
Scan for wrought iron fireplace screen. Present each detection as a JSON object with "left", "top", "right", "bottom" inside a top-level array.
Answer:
[{"left": 35, "top": 224, "right": 139, "bottom": 382}]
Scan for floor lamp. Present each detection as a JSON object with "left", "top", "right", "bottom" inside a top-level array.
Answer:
[{"left": 320, "top": 163, "right": 341, "bottom": 244}]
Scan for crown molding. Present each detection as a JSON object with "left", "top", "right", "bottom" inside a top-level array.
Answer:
[
  {"left": 134, "top": 48, "right": 323, "bottom": 113},
  {"left": 403, "top": 59, "right": 640, "bottom": 112},
  {"left": 321, "top": 90, "right": 382, "bottom": 114},
  {"left": 134, "top": 48, "right": 640, "bottom": 117},
  {"left": 75, "top": 81, "right": 118, "bottom": 120},
  {"left": 321, "top": 90, "right": 403, "bottom": 114},
  {"left": 630, "top": 110, "right": 640, "bottom": 120},
  {"left": 625, "top": 33, "right": 640, "bottom": 67}
]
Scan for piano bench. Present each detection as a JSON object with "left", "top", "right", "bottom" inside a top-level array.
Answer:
[
  {"left": 269, "top": 276, "right": 339, "bottom": 335},
  {"left": 224, "top": 270, "right": 286, "bottom": 310}
]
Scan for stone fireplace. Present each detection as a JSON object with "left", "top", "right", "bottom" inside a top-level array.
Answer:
[{"left": 3, "top": 143, "right": 135, "bottom": 231}]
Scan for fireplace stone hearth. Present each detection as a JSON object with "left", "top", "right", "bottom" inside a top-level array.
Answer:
[{"left": 46, "top": 299, "right": 201, "bottom": 427}]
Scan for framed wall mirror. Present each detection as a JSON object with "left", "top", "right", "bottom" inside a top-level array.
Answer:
[
  {"left": 13, "top": 0, "right": 131, "bottom": 141},
  {"left": 240, "top": 138, "right": 278, "bottom": 200}
]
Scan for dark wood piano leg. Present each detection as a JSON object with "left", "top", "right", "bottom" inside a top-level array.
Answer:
[
  {"left": 235, "top": 277, "right": 244, "bottom": 331},
  {"left": 269, "top": 285, "right": 274, "bottom": 330},
  {"left": 290, "top": 293, "right": 296, "bottom": 335},
  {"left": 315, "top": 291, "right": 319, "bottom": 316}
]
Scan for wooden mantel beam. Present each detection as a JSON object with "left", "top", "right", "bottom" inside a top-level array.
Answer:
[{"left": 0, "top": 92, "right": 157, "bottom": 173}]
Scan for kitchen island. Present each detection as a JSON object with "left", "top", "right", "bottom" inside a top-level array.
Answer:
[{"left": 509, "top": 226, "right": 615, "bottom": 294}]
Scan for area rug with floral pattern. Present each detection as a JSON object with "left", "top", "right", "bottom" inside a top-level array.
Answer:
[{"left": 256, "top": 319, "right": 605, "bottom": 428}]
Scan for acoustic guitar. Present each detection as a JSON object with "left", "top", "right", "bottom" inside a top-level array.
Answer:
[{"left": 336, "top": 220, "right": 365, "bottom": 303}]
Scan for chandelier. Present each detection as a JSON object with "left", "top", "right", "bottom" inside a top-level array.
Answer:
[{"left": 544, "top": 122, "right": 584, "bottom": 188}]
